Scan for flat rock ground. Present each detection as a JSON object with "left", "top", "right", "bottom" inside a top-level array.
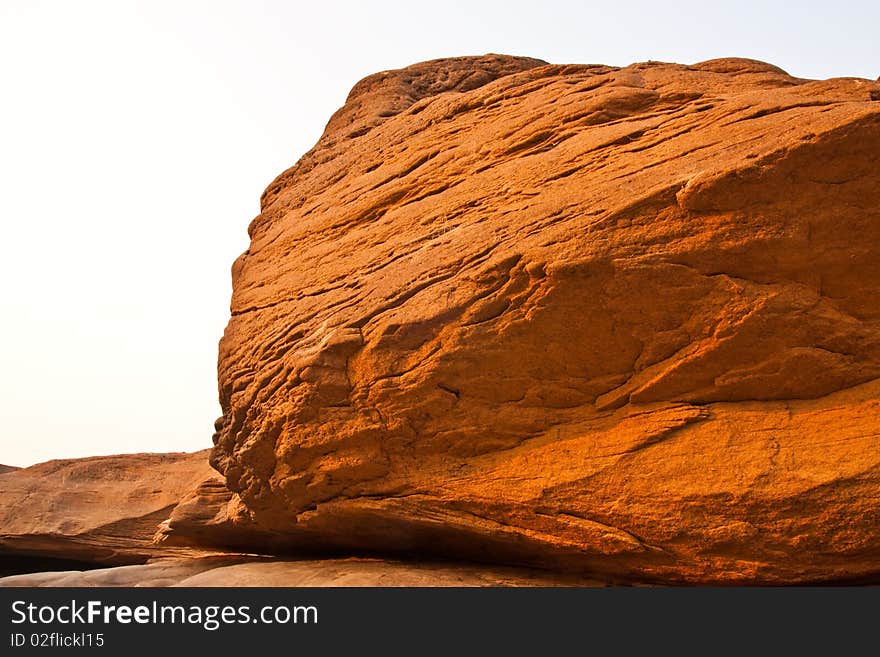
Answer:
[{"left": 0, "top": 557, "right": 594, "bottom": 587}]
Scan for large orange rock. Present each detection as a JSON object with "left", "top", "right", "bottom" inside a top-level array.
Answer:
[{"left": 191, "top": 55, "right": 880, "bottom": 583}]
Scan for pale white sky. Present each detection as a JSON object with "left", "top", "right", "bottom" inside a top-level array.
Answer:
[{"left": 1, "top": 1, "right": 877, "bottom": 466}]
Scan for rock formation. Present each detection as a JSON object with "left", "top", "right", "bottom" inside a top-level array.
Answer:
[
  {"left": 0, "top": 451, "right": 214, "bottom": 568},
  {"left": 3, "top": 55, "right": 878, "bottom": 586},
  {"left": 0, "top": 556, "right": 586, "bottom": 587},
  {"left": 0, "top": 451, "right": 577, "bottom": 586},
  {"left": 156, "top": 54, "right": 880, "bottom": 584}
]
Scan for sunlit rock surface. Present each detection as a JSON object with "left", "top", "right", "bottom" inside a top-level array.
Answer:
[
  {"left": 4, "top": 55, "right": 878, "bottom": 585},
  {"left": 166, "top": 54, "right": 880, "bottom": 584}
]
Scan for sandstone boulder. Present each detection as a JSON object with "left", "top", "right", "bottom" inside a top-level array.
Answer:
[{"left": 174, "top": 55, "right": 880, "bottom": 583}]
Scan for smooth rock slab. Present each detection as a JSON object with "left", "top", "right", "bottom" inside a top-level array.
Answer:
[
  {"left": 0, "top": 451, "right": 215, "bottom": 565},
  {"left": 0, "top": 557, "right": 591, "bottom": 587}
]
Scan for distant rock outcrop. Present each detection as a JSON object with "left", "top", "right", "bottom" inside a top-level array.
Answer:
[
  {"left": 0, "top": 451, "right": 214, "bottom": 567},
  {"left": 157, "top": 54, "right": 880, "bottom": 584}
]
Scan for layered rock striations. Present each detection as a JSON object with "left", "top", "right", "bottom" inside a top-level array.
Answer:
[
  {"left": 0, "top": 451, "right": 580, "bottom": 586},
  {"left": 170, "top": 56, "right": 879, "bottom": 582}
]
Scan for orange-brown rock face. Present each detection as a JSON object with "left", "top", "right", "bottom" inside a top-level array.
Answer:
[
  {"left": 0, "top": 452, "right": 215, "bottom": 567},
  {"left": 201, "top": 55, "right": 880, "bottom": 583}
]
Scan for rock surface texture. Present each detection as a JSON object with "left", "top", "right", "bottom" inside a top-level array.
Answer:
[
  {"left": 182, "top": 55, "right": 879, "bottom": 583},
  {"left": 0, "top": 557, "right": 586, "bottom": 587},
  {"left": 0, "top": 451, "right": 215, "bottom": 567}
]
